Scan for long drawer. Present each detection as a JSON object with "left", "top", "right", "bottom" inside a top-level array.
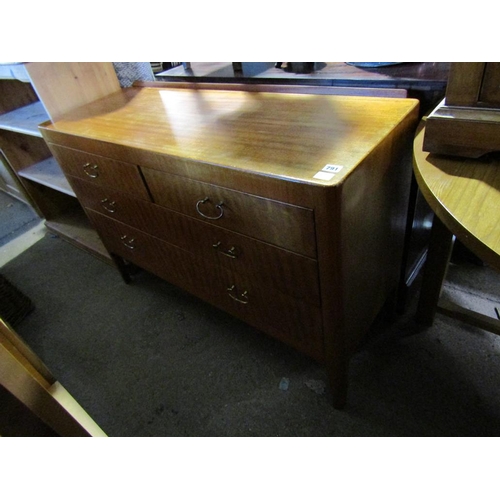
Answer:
[
  {"left": 69, "top": 175, "right": 320, "bottom": 305},
  {"left": 142, "top": 167, "right": 317, "bottom": 258},
  {"left": 87, "top": 210, "right": 324, "bottom": 360},
  {"left": 49, "top": 144, "right": 150, "bottom": 200}
]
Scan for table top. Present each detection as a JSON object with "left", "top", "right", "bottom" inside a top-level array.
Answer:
[
  {"left": 42, "top": 86, "right": 418, "bottom": 187},
  {"left": 413, "top": 121, "right": 500, "bottom": 270}
]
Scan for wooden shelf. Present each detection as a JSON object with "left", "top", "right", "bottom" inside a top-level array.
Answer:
[
  {"left": 45, "top": 209, "right": 111, "bottom": 263},
  {"left": 0, "top": 63, "right": 124, "bottom": 271},
  {"left": 0, "top": 101, "right": 49, "bottom": 137},
  {"left": 0, "top": 63, "right": 30, "bottom": 82},
  {"left": 18, "top": 157, "right": 75, "bottom": 197}
]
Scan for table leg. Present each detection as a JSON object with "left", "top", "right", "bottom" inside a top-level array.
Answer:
[
  {"left": 110, "top": 253, "right": 132, "bottom": 284},
  {"left": 416, "top": 214, "right": 454, "bottom": 326}
]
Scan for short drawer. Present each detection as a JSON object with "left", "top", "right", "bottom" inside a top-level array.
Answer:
[
  {"left": 86, "top": 209, "right": 197, "bottom": 291},
  {"left": 70, "top": 176, "right": 320, "bottom": 305},
  {"left": 86, "top": 210, "right": 324, "bottom": 361},
  {"left": 48, "top": 144, "right": 150, "bottom": 200},
  {"left": 142, "top": 167, "right": 317, "bottom": 258}
]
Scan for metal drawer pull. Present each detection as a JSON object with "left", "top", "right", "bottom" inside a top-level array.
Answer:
[
  {"left": 83, "top": 162, "right": 99, "bottom": 178},
  {"left": 101, "top": 198, "right": 116, "bottom": 213},
  {"left": 212, "top": 241, "right": 238, "bottom": 259},
  {"left": 196, "top": 197, "right": 224, "bottom": 220},
  {"left": 227, "top": 285, "right": 249, "bottom": 304},
  {"left": 120, "top": 235, "right": 136, "bottom": 249}
]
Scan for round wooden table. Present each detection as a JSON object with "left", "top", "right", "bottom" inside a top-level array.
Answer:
[{"left": 413, "top": 120, "right": 500, "bottom": 332}]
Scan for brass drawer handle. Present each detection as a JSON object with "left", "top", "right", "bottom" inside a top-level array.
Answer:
[
  {"left": 212, "top": 241, "right": 238, "bottom": 259},
  {"left": 83, "top": 162, "right": 99, "bottom": 178},
  {"left": 120, "top": 235, "right": 135, "bottom": 249},
  {"left": 227, "top": 285, "right": 248, "bottom": 304},
  {"left": 196, "top": 197, "right": 224, "bottom": 220},
  {"left": 101, "top": 198, "right": 116, "bottom": 213}
]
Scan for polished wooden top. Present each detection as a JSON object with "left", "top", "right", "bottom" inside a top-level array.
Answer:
[
  {"left": 41, "top": 86, "right": 418, "bottom": 186},
  {"left": 413, "top": 121, "right": 500, "bottom": 270}
]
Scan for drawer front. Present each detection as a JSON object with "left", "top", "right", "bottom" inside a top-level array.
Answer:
[
  {"left": 49, "top": 144, "right": 150, "bottom": 200},
  {"left": 70, "top": 176, "right": 320, "bottom": 305},
  {"left": 142, "top": 167, "right": 317, "bottom": 258},
  {"left": 87, "top": 210, "right": 324, "bottom": 360}
]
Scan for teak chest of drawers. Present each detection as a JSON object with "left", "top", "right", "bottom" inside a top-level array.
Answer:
[{"left": 40, "top": 84, "right": 419, "bottom": 408}]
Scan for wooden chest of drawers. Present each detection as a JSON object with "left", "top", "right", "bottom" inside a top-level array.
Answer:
[{"left": 40, "top": 85, "right": 419, "bottom": 407}]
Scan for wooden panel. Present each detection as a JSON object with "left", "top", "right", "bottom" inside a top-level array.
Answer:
[
  {"left": 0, "top": 129, "right": 57, "bottom": 217},
  {"left": 479, "top": 63, "right": 500, "bottom": 105},
  {"left": 49, "top": 144, "right": 150, "bottom": 200},
  {"left": 0, "top": 319, "right": 98, "bottom": 437},
  {"left": 340, "top": 115, "right": 415, "bottom": 352},
  {"left": 18, "top": 157, "right": 74, "bottom": 196},
  {"left": 0, "top": 101, "right": 48, "bottom": 137},
  {"left": 0, "top": 386, "right": 58, "bottom": 436},
  {"left": 0, "top": 80, "right": 38, "bottom": 115},
  {"left": 0, "top": 318, "right": 54, "bottom": 386},
  {"left": 0, "top": 150, "right": 30, "bottom": 203},
  {"left": 0, "top": 63, "right": 31, "bottom": 82},
  {"left": 437, "top": 296, "right": 500, "bottom": 336},
  {"left": 44, "top": 206, "right": 111, "bottom": 263},
  {"left": 143, "top": 167, "right": 316, "bottom": 258},
  {"left": 87, "top": 210, "right": 324, "bottom": 360},
  {"left": 445, "top": 62, "right": 485, "bottom": 106},
  {"left": 0, "top": 129, "right": 52, "bottom": 174},
  {"left": 68, "top": 176, "right": 320, "bottom": 304},
  {"left": 25, "top": 62, "right": 121, "bottom": 122},
  {"left": 424, "top": 98, "right": 500, "bottom": 157},
  {"left": 0, "top": 343, "right": 92, "bottom": 436}
]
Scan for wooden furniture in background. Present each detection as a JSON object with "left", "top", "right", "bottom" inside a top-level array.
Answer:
[
  {"left": 139, "top": 80, "right": 408, "bottom": 98},
  {"left": 0, "top": 148, "right": 30, "bottom": 204},
  {"left": 40, "top": 83, "right": 419, "bottom": 408},
  {"left": 0, "top": 63, "right": 120, "bottom": 262},
  {"left": 414, "top": 121, "right": 500, "bottom": 334},
  {"left": 424, "top": 62, "right": 500, "bottom": 157},
  {"left": 156, "top": 62, "right": 449, "bottom": 107},
  {"left": 0, "top": 317, "right": 106, "bottom": 436}
]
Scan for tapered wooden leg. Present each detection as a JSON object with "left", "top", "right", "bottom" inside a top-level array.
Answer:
[
  {"left": 416, "top": 214, "right": 454, "bottom": 326},
  {"left": 326, "top": 356, "right": 349, "bottom": 409},
  {"left": 110, "top": 253, "right": 132, "bottom": 284}
]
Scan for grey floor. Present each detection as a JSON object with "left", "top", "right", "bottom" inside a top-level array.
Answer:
[
  {"left": 0, "top": 191, "right": 40, "bottom": 246},
  {"left": 1, "top": 194, "right": 500, "bottom": 436}
]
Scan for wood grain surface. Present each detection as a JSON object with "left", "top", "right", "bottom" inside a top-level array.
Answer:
[
  {"left": 42, "top": 87, "right": 418, "bottom": 186},
  {"left": 414, "top": 121, "right": 500, "bottom": 270}
]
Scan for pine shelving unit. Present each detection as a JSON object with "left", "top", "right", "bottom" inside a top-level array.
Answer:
[{"left": 0, "top": 62, "right": 121, "bottom": 262}]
